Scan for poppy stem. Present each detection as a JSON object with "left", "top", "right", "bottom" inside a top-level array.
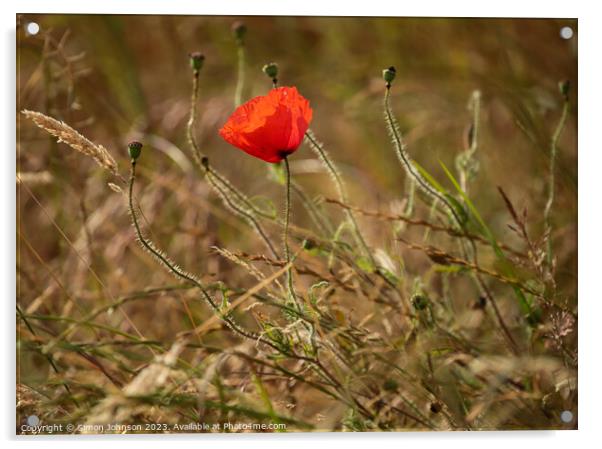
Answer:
[
  {"left": 384, "top": 84, "right": 520, "bottom": 353},
  {"left": 206, "top": 166, "right": 280, "bottom": 259},
  {"left": 383, "top": 86, "right": 462, "bottom": 226},
  {"left": 282, "top": 157, "right": 297, "bottom": 306},
  {"left": 186, "top": 69, "right": 205, "bottom": 167},
  {"left": 184, "top": 63, "right": 278, "bottom": 257},
  {"left": 305, "top": 129, "right": 375, "bottom": 269},
  {"left": 127, "top": 160, "right": 287, "bottom": 350},
  {"left": 234, "top": 43, "right": 246, "bottom": 107}
]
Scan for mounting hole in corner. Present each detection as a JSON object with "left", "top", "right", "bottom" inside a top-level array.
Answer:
[
  {"left": 560, "top": 410, "right": 573, "bottom": 423},
  {"left": 560, "top": 26, "right": 574, "bottom": 40},
  {"left": 26, "top": 22, "right": 40, "bottom": 36}
]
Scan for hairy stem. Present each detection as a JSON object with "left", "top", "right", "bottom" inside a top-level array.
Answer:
[
  {"left": 268, "top": 77, "right": 334, "bottom": 238},
  {"left": 544, "top": 97, "right": 570, "bottom": 268},
  {"left": 283, "top": 157, "right": 297, "bottom": 306},
  {"left": 128, "top": 161, "right": 265, "bottom": 344},
  {"left": 384, "top": 86, "right": 518, "bottom": 353},
  {"left": 291, "top": 180, "right": 334, "bottom": 237},
  {"left": 234, "top": 44, "right": 245, "bottom": 107},
  {"left": 184, "top": 69, "right": 278, "bottom": 257},
  {"left": 383, "top": 87, "right": 462, "bottom": 226},
  {"left": 305, "top": 129, "right": 374, "bottom": 267},
  {"left": 206, "top": 166, "right": 279, "bottom": 259},
  {"left": 186, "top": 70, "right": 205, "bottom": 167}
]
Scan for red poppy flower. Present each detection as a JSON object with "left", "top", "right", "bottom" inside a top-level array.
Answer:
[{"left": 219, "top": 86, "right": 313, "bottom": 163}]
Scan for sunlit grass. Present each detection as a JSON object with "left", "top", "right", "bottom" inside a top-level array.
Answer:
[{"left": 16, "top": 15, "right": 577, "bottom": 433}]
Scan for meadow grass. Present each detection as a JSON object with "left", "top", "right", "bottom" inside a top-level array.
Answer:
[{"left": 16, "top": 16, "right": 577, "bottom": 433}]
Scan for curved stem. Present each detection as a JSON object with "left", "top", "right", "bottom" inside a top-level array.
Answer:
[
  {"left": 183, "top": 69, "right": 278, "bottom": 257},
  {"left": 305, "top": 130, "right": 374, "bottom": 267},
  {"left": 128, "top": 161, "right": 266, "bottom": 345},
  {"left": 206, "top": 167, "right": 279, "bottom": 259},
  {"left": 207, "top": 165, "right": 273, "bottom": 219},
  {"left": 383, "top": 87, "right": 462, "bottom": 227},
  {"left": 291, "top": 179, "right": 334, "bottom": 237},
  {"left": 384, "top": 86, "right": 518, "bottom": 353}
]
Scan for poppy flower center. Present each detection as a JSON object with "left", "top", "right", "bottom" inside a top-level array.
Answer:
[{"left": 277, "top": 149, "right": 293, "bottom": 159}]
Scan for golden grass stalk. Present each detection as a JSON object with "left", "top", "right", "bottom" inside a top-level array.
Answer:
[
  {"left": 16, "top": 171, "right": 53, "bottom": 185},
  {"left": 21, "top": 110, "right": 119, "bottom": 175}
]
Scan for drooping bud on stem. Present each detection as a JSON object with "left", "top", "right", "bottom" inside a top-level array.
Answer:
[
  {"left": 128, "top": 141, "right": 143, "bottom": 162},
  {"left": 382, "top": 66, "right": 396, "bottom": 88},
  {"left": 232, "top": 21, "right": 247, "bottom": 45},
  {"left": 189, "top": 52, "right": 205, "bottom": 73},
  {"left": 262, "top": 62, "right": 279, "bottom": 85}
]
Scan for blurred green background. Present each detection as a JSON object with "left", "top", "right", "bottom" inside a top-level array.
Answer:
[
  {"left": 16, "top": 16, "right": 578, "bottom": 430},
  {"left": 17, "top": 14, "right": 577, "bottom": 340}
]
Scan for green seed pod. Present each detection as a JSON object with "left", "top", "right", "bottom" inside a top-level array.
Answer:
[
  {"left": 303, "top": 238, "right": 317, "bottom": 251},
  {"left": 383, "top": 379, "right": 399, "bottom": 392},
  {"left": 526, "top": 307, "right": 543, "bottom": 327},
  {"left": 262, "top": 62, "right": 279, "bottom": 80},
  {"left": 232, "top": 21, "right": 247, "bottom": 44},
  {"left": 558, "top": 80, "right": 570, "bottom": 99},
  {"left": 430, "top": 402, "right": 442, "bottom": 413},
  {"left": 411, "top": 294, "right": 429, "bottom": 311},
  {"left": 189, "top": 52, "right": 205, "bottom": 72},
  {"left": 472, "top": 295, "right": 487, "bottom": 310},
  {"left": 382, "top": 66, "right": 396, "bottom": 86},
  {"left": 128, "top": 141, "right": 143, "bottom": 161}
]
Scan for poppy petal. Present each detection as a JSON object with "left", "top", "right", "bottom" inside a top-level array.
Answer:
[{"left": 219, "top": 86, "right": 313, "bottom": 163}]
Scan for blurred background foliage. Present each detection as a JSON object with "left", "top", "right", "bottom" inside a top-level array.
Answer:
[
  {"left": 17, "top": 15, "right": 577, "bottom": 431},
  {"left": 18, "top": 14, "right": 577, "bottom": 306}
]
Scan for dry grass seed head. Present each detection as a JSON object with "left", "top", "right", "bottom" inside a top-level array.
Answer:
[{"left": 22, "top": 110, "right": 119, "bottom": 175}]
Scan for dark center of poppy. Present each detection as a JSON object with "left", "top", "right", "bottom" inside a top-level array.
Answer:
[{"left": 277, "top": 149, "right": 293, "bottom": 160}]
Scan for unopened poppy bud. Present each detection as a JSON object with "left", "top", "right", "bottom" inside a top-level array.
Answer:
[
  {"left": 201, "top": 156, "right": 209, "bottom": 169},
  {"left": 411, "top": 294, "right": 429, "bottom": 311},
  {"left": 383, "top": 379, "right": 398, "bottom": 392},
  {"left": 558, "top": 80, "right": 570, "bottom": 99},
  {"left": 472, "top": 295, "right": 487, "bottom": 310},
  {"left": 430, "top": 402, "right": 442, "bottom": 413},
  {"left": 232, "top": 21, "right": 247, "bottom": 44},
  {"left": 303, "top": 238, "right": 317, "bottom": 250},
  {"left": 189, "top": 52, "right": 205, "bottom": 72},
  {"left": 128, "top": 141, "right": 143, "bottom": 161},
  {"left": 263, "top": 62, "right": 279, "bottom": 80},
  {"left": 383, "top": 66, "right": 396, "bottom": 87}
]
